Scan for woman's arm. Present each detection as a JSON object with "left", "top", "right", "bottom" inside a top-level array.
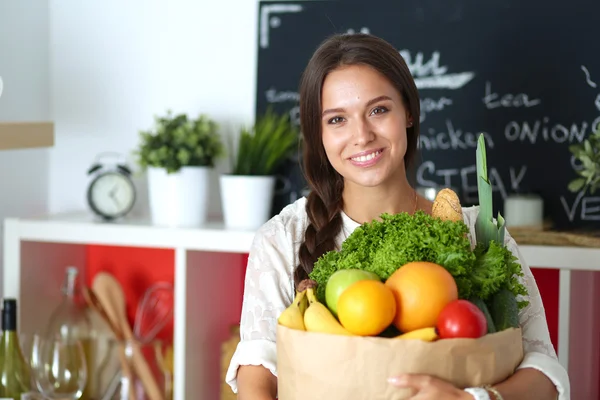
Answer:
[
  {"left": 237, "top": 365, "right": 278, "bottom": 400},
  {"left": 491, "top": 234, "right": 569, "bottom": 399},
  {"left": 457, "top": 209, "right": 569, "bottom": 399},
  {"left": 224, "top": 217, "right": 296, "bottom": 397},
  {"left": 490, "top": 368, "right": 557, "bottom": 400}
]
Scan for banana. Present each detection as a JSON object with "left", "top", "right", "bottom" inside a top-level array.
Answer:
[
  {"left": 296, "top": 289, "right": 308, "bottom": 316},
  {"left": 395, "top": 327, "right": 439, "bottom": 342},
  {"left": 303, "top": 287, "right": 354, "bottom": 336},
  {"left": 277, "top": 289, "right": 308, "bottom": 331}
]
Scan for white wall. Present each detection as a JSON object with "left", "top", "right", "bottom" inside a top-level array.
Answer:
[
  {"left": 1, "top": 0, "right": 262, "bottom": 296},
  {"left": 0, "top": 0, "right": 51, "bottom": 299},
  {"left": 48, "top": 0, "right": 261, "bottom": 218}
]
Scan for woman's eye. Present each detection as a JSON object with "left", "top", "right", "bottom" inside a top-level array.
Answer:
[
  {"left": 371, "top": 106, "right": 388, "bottom": 115},
  {"left": 328, "top": 116, "right": 345, "bottom": 124}
]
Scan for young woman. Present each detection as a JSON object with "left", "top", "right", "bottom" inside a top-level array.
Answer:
[{"left": 225, "top": 33, "right": 569, "bottom": 400}]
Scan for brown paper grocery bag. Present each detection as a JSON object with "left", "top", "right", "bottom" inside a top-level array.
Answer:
[{"left": 276, "top": 325, "right": 524, "bottom": 400}]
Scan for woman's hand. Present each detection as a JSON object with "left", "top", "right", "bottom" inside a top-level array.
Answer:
[{"left": 388, "top": 374, "right": 474, "bottom": 400}]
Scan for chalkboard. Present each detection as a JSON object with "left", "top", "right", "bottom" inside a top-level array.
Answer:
[{"left": 255, "top": 0, "right": 600, "bottom": 230}]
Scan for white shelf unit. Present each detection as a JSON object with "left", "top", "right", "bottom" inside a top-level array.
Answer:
[
  {"left": 3, "top": 212, "right": 255, "bottom": 400},
  {"left": 3, "top": 213, "right": 600, "bottom": 398}
]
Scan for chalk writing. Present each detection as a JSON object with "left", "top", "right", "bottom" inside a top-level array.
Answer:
[
  {"left": 420, "top": 97, "right": 453, "bottom": 122},
  {"left": 419, "top": 120, "right": 493, "bottom": 151},
  {"left": 583, "top": 65, "right": 600, "bottom": 118},
  {"left": 581, "top": 65, "right": 597, "bottom": 88},
  {"left": 270, "top": 16, "right": 282, "bottom": 28},
  {"left": 482, "top": 81, "right": 541, "bottom": 109},
  {"left": 265, "top": 90, "right": 454, "bottom": 124},
  {"left": 0, "top": 76, "right": 3, "bottom": 99},
  {"left": 561, "top": 191, "right": 600, "bottom": 221},
  {"left": 265, "top": 88, "right": 300, "bottom": 103},
  {"left": 570, "top": 154, "right": 583, "bottom": 171},
  {"left": 400, "top": 50, "right": 448, "bottom": 77},
  {"left": 260, "top": 4, "right": 303, "bottom": 49},
  {"left": 504, "top": 116, "right": 600, "bottom": 144},
  {"left": 509, "top": 166, "right": 527, "bottom": 191},
  {"left": 416, "top": 161, "right": 522, "bottom": 203},
  {"left": 414, "top": 73, "right": 475, "bottom": 90},
  {"left": 579, "top": 65, "right": 600, "bottom": 112},
  {"left": 346, "top": 27, "right": 370, "bottom": 34},
  {"left": 399, "top": 50, "right": 475, "bottom": 90},
  {"left": 289, "top": 105, "right": 300, "bottom": 126},
  {"left": 557, "top": 65, "right": 600, "bottom": 222}
]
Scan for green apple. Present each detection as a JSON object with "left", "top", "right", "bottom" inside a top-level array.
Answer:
[{"left": 325, "top": 269, "right": 381, "bottom": 317}]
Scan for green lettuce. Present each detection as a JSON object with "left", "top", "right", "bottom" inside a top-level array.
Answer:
[
  {"left": 473, "top": 241, "right": 529, "bottom": 308},
  {"left": 308, "top": 210, "right": 529, "bottom": 309}
]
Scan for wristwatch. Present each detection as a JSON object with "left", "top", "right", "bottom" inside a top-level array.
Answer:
[{"left": 464, "top": 387, "right": 491, "bottom": 400}]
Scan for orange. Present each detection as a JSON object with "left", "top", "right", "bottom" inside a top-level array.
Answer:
[
  {"left": 337, "top": 280, "right": 396, "bottom": 336},
  {"left": 385, "top": 261, "right": 458, "bottom": 332}
]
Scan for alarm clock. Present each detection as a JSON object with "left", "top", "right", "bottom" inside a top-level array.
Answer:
[{"left": 86, "top": 152, "right": 136, "bottom": 220}]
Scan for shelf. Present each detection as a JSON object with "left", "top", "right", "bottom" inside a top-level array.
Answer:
[
  {"left": 3, "top": 212, "right": 256, "bottom": 253},
  {"left": 519, "top": 245, "right": 600, "bottom": 271},
  {"left": 0, "top": 122, "right": 54, "bottom": 150},
  {"left": 2, "top": 211, "right": 251, "bottom": 400},
  {"left": 5, "top": 211, "right": 600, "bottom": 270}
]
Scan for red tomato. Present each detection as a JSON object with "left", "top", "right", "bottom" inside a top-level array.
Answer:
[{"left": 436, "top": 299, "right": 487, "bottom": 339}]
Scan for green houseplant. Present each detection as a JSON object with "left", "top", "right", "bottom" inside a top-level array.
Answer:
[
  {"left": 220, "top": 107, "right": 300, "bottom": 230},
  {"left": 135, "top": 110, "right": 225, "bottom": 228},
  {"left": 229, "top": 107, "right": 299, "bottom": 176},
  {"left": 568, "top": 124, "right": 600, "bottom": 195},
  {"left": 135, "top": 111, "right": 224, "bottom": 174}
]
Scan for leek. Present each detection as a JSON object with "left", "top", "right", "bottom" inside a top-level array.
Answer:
[{"left": 475, "top": 134, "right": 506, "bottom": 249}]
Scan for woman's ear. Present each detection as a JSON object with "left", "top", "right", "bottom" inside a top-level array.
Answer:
[{"left": 405, "top": 110, "right": 414, "bottom": 127}]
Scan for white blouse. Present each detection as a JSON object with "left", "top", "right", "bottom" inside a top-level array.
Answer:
[{"left": 225, "top": 197, "right": 570, "bottom": 398}]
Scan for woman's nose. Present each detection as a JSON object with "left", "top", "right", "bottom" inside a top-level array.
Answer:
[{"left": 353, "top": 117, "right": 374, "bottom": 145}]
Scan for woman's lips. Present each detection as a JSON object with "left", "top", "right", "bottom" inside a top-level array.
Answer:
[{"left": 348, "top": 148, "right": 384, "bottom": 167}]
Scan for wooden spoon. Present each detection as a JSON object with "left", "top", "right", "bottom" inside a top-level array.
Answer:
[
  {"left": 83, "top": 287, "right": 136, "bottom": 400},
  {"left": 92, "top": 272, "right": 165, "bottom": 400}
]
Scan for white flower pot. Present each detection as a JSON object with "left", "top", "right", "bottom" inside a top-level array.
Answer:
[
  {"left": 147, "top": 166, "right": 211, "bottom": 227},
  {"left": 220, "top": 175, "right": 276, "bottom": 230}
]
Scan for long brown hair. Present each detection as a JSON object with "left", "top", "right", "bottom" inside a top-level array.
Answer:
[{"left": 294, "top": 33, "right": 421, "bottom": 286}]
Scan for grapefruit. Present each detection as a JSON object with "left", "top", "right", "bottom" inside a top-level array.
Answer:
[
  {"left": 385, "top": 261, "right": 458, "bottom": 332},
  {"left": 337, "top": 280, "right": 396, "bottom": 336}
]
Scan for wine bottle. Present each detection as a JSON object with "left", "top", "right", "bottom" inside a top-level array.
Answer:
[
  {"left": 45, "top": 267, "right": 96, "bottom": 400},
  {"left": 0, "top": 298, "right": 32, "bottom": 399}
]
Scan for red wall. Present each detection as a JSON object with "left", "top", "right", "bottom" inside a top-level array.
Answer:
[
  {"left": 85, "top": 245, "right": 176, "bottom": 344},
  {"left": 529, "top": 268, "right": 560, "bottom": 352}
]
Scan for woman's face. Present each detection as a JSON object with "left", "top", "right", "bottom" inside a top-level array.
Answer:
[{"left": 320, "top": 64, "right": 412, "bottom": 190}]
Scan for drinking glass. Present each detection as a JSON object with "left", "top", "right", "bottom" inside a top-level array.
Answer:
[
  {"left": 29, "top": 335, "right": 87, "bottom": 400},
  {"left": 21, "top": 392, "right": 47, "bottom": 400}
]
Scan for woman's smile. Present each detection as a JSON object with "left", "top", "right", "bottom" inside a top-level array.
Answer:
[{"left": 348, "top": 148, "right": 385, "bottom": 167}]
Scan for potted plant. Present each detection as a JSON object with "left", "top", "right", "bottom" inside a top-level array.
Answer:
[
  {"left": 220, "top": 107, "right": 299, "bottom": 230},
  {"left": 568, "top": 124, "right": 600, "bottom": 195},
  {"left": 135, "top": 110, "right": 224, "bottom": 227}
]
